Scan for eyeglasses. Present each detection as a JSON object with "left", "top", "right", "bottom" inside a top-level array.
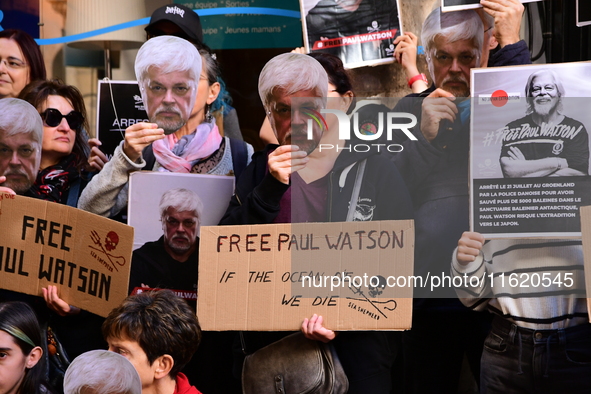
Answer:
[
  {"left": 270, "top": 102, "right": 323, "bottom": 120},
  {"left": 165, "top": 216, "right": 197, "bottom": 229},
  {"left": 0, "top": 58, "right": 27, "bottom": 70},
  {"left": 41, "top": 108, "right": 84, "bottom": 130}
]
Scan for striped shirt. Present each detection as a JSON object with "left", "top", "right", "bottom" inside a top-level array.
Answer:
[{"left": 452, "top": 239, "right": 588, "bottom": 329}]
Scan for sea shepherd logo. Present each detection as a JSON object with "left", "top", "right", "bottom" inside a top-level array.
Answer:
[{"left": 305, "top": 109, "right": 418, "bottom": 153}]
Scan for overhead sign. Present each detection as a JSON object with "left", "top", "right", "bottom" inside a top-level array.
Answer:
[
  {"left": 176, "top": 0, "right": 303, "bottom": 49},
  {"left": 300, "top": 0, "right": 402, "bottom": 69}
]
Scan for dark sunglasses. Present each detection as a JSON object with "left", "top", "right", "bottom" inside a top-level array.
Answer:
[{"left": 41, "top": 108, "right": 84, "bottom": 130}]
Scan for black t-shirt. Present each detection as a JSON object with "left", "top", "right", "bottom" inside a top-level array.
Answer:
[
  {"left": 290, "top": 171, "right": 330, "bottom": 223},
  {"left": 129, "top": 236, "right": 199, "bottom": 307},
  {"left": 499, "top": 114, "right": 590, "bottom": 176}
]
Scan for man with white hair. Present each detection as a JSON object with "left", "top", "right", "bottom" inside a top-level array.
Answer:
[
  {"left": 500, "top": 69, "right": 589, "bottom": 177},
  {"left": 220, "top": 52, "right": 328, "bottom": 224},
  {"left": 78, "top": 36, "right": 202, "bottom": 217},
  {"left": 0, "top": 97, "right": 43, "bottom": 195},
  {"left": 129, "top": 188, "right": 202, "bottom": 300}
]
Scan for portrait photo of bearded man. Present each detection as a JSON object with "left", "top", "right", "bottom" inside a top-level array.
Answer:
[{"left": 499, "top": 69, "right": 589, "bottom": 178}]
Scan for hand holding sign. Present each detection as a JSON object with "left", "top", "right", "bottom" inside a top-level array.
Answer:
[
  {"left": 456, "top": 231, "right": 485, "bottom": 266},
  {"left": 87, "top": 138, "right": 110, "bottom": 172},
  {"left": 42, "top": 285, "right": 81, "bottom": 316},
  {"left": 420, "top": 89, "right": 457, "bottom": 142},
  {"left": 122, "top": 122, "right": 165, "bottom": 162},
  {"left": 394, "top": 33, "right": 423, "bottom": 86},
  {"left": 301, "top": 314, "right": 336, "bottom": 343},
  {"left": 0, "top": 196, "right": 133, "bottom": 317},
  {"left": 0, "top": 176, "right": 16, "bottom": 196},
  {"left": 268, "top": 145, "right": 308, "bottom": 185},
  {"left": 480, "top": 0, "right": 524, "bottom": 48}
]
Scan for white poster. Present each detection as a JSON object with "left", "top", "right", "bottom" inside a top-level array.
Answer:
[
  {"left": 470, "top": 62, "right": 591, "bottom": 237},
  {"left": 128, "top": 172, "right": 234, "bottom": 250}
]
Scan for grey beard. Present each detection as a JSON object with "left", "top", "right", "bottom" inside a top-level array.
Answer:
[{"left": 158, "top": 118, "right": 187, "bottom": 135}]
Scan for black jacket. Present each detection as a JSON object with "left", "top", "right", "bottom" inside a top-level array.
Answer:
[
  {"left": 219, "top": 142, "right": 413, "bottom": 225},
  {"left": 384, "top": 40, "right": 532, "bottom": 306}
]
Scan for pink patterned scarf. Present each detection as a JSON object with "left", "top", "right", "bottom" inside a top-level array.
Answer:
[{"left": 152, "top": 120, "right": 222, "bottom": 172}]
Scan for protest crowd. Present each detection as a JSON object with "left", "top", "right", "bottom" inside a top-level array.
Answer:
[{"left": 1, "top": 0, "right": 590, "bottom": 393}]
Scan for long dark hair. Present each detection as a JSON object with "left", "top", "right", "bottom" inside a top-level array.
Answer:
[
  {"left": 0, "top": 29, "right": 46, "bottom": 83},
  {"left": 0, "top": 302, "right": 49, "bottom": 394},
  {"left": 19, "top": 79, "right": 90, "bottom": 171},
  {"left": 308, "top": 52, "right": 356, "bottom": 113}
]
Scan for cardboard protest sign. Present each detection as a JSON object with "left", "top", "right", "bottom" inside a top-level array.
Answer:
[
  {"left": 128, "top": 172, "right": 235, "bottom": 250},
  {"left": 442, "top": 0, "right": 541, "bottom": 12},
  {"left": 96, "top": 80, "right": 147, "bottom": 159},
  {"left": 198, "top": 220, "right": 414, "bottom": 331},
  {"left": 470, "top": 62, "right": 591, "bottom": 238},
  {"left": 300, "top": 0, "right": 403, "bottom": 69},
  {"left": 580, "top": 205, "right": 591, "bottom": 320},
  {"left": 0, "top": 194, "right": 133, "bottom": 317}
]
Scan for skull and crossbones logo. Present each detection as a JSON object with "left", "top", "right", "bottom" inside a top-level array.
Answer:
[{"left": 105, "top": 231, "right": 119, "bottom": 251}]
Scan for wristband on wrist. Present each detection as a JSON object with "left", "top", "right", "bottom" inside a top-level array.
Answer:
[{"left": 408, "top": 73, "right": 428, "bottom": 88}]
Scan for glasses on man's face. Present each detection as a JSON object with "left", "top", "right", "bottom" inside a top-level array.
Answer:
[
  {"left": 41, "top": 108, "right": 84, "bottom": 131},
  {"left": 0, "top": 57, "right": 27, "bottom": 71},
  {"left": 431, "top": 51, "right": 477, "bottom": 67},
  {"left": 165, "top": 216, "right": 197, "bottom": 229},
  {"left": 270, "top": 102, "right": 323, "bottom": 120}
]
